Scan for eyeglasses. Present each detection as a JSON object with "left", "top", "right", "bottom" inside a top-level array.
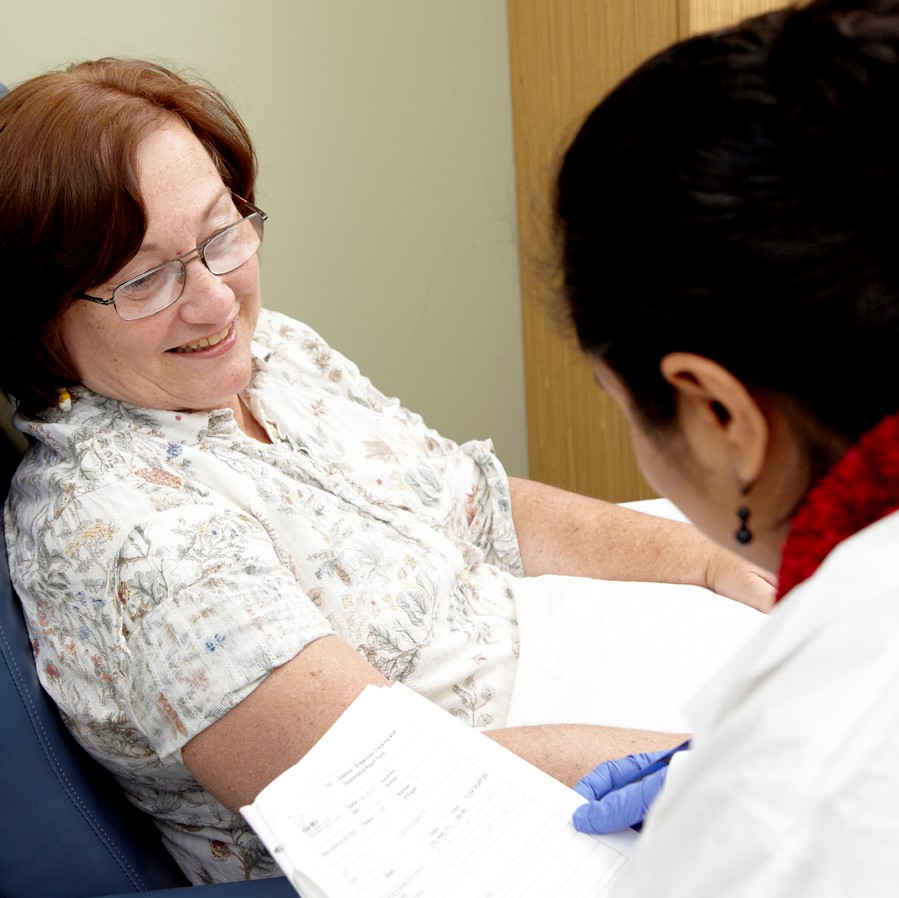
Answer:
[{"left": 76, "top": 196, "right": 267, "bottom": 321}]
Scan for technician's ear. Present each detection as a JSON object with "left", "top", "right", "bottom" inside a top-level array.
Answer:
[{"left": 659, "top": 353, "right": 769, "bottom": 485}]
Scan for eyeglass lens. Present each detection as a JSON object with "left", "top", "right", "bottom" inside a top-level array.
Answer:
[{"left": 114, "top": 213, "right": 264, "bottom": 320}]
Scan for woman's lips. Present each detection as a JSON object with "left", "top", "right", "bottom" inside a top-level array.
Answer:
[{"left": 171, "top": 323, "right": 233, "bottom": 354}]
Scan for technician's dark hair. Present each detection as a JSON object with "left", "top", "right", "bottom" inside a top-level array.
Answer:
[
  {"left": 0, "top": 58, "right": 258, "bottom": 416},
  {"left": 556, "top": 0, "right": 899, "bottom": 441}
]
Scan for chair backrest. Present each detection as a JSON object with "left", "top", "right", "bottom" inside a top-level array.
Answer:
[{"left": 0, "top": 431, "right": 189, "bottom": 896}]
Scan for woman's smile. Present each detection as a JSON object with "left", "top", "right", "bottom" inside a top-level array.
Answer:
[{"left": 171, "top": 322, "right": 235, "bottom": 354}]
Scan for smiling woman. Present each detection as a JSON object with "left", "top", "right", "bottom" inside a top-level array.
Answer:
[
  {"left": 0, "top": 60, "right": 257, "bottom": 419},
  {"left": 0, "top": 57, "right": 772, "bottom": 886},
  {"left": 59, "top": 124, "right": 263, "bottom": 421}
]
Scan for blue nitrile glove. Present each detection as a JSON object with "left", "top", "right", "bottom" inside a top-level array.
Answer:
[{"left": 572, "top": 743, "right": 687, "bottom": 834}]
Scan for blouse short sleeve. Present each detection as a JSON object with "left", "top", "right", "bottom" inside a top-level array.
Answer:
[{"left": 115, "top": 505, "right": 333, "bottom": 759}]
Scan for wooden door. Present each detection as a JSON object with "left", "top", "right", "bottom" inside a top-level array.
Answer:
[{"left": 508, "top": 0, "right": 783, "bottom": 501}]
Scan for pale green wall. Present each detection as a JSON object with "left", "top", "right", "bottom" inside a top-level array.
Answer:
[{"left": 1, "top": 1, "right": 528, "bottom": 476}]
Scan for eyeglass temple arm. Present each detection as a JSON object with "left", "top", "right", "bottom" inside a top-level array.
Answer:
[{"left": 232, "top": 193, "right": 267, "bottom": 220}]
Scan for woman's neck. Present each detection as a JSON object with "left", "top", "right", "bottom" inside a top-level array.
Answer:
[{"left": 233, "top": 397, "right": 272, "bottom": 444}]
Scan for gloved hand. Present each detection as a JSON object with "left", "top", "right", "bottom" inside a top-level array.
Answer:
[{"left": 572, "top": 743, "right": 688, "bottom": 834}]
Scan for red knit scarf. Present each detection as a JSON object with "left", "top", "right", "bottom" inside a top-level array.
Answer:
[{"left": 776, "top": 411, "right": 899, "bottom": 600}]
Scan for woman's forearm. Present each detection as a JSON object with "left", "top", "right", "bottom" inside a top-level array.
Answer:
[{"left": 508, "top": 476, "right": 775, "bottom": 610}]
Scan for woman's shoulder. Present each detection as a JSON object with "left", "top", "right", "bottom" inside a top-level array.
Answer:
[{"left": 7, "top": 405, "right": 221, "bottom": 549}]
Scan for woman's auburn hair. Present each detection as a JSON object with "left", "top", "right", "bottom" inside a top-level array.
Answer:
[{"left": 0, "top": 57, "right": 258, "bottom": 416}]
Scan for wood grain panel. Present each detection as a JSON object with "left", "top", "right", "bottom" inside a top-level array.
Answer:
[
  {"left": 508, "top": 0, "right": 678, "bottom": 501},
  {"left": 508, "top": 0, "right": 785, "bottom": 502},
  {"left": 683, "top": 0, "right": 786, "bottom": 35}
]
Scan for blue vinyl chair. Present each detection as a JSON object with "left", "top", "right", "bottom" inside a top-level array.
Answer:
[{"left": 0, "top": 427, "right": 296, "bottom": 896}]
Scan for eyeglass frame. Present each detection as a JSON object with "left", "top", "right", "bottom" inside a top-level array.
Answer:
[{"left": 74, "top": 194, "right": 268, "bottom": 321}]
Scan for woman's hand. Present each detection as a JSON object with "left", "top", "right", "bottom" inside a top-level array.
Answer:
[{"left": 705, "top": 548, "right": 777, "bottom": 612}]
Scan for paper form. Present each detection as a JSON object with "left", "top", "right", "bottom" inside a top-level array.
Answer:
[{"left": 242, "top": 683, "right": 635, "bottom": 898}]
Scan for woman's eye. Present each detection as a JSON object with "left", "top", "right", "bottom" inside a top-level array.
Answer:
[
  {"left": 119, "top": 266, "right": 169, "bottom": 299},
  {"left": 211, "top": 221, "right": 241, "bottom": 248}
]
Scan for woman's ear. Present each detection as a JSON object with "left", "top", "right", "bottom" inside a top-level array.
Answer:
[{"left": 659, "top": 352, "right": 769, "bottom": 486}]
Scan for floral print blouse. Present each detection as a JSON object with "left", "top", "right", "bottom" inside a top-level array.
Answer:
[{"left": 4, "top": 309, "right": 525, "bottom": 884}]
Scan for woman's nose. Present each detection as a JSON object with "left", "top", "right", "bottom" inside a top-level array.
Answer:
[{"left": 176, "top": 256, "right": 235, "bottom": 322}]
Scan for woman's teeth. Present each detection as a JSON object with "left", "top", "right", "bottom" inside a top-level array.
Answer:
[{"left": 173, "top": 326, "right": 230, "bottom": 353}]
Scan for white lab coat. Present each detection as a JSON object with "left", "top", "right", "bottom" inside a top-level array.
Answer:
[{"left": 613, "top": 509, "right": 899, "bottom": 897}]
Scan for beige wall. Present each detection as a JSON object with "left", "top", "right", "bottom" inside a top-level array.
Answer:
[{"left": 1, "top": 1, "right": 528, "bottom": 475}]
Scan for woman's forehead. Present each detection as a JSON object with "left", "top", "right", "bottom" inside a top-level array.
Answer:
[{"left": 135, "top": 125, "right": 230, "bottom": 234}]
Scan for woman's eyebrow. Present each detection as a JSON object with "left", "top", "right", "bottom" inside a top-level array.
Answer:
[{"left": 139, "top": 188, "right": 233, "bottom": 256}]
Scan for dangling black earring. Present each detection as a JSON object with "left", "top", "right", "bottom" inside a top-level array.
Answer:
[{"left": 735, "top": 505, "right": 753, "bottom": 545}]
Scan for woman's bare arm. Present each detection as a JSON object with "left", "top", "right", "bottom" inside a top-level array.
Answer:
[
  {"left": 508, "top": 476, "right": 775, "bottom": 611},
  {"left": 485, "top": 723, "right": 685, "bottom": 788},
  {"left": 183, "top": 635, "right": 683, "bottom": 811}
]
